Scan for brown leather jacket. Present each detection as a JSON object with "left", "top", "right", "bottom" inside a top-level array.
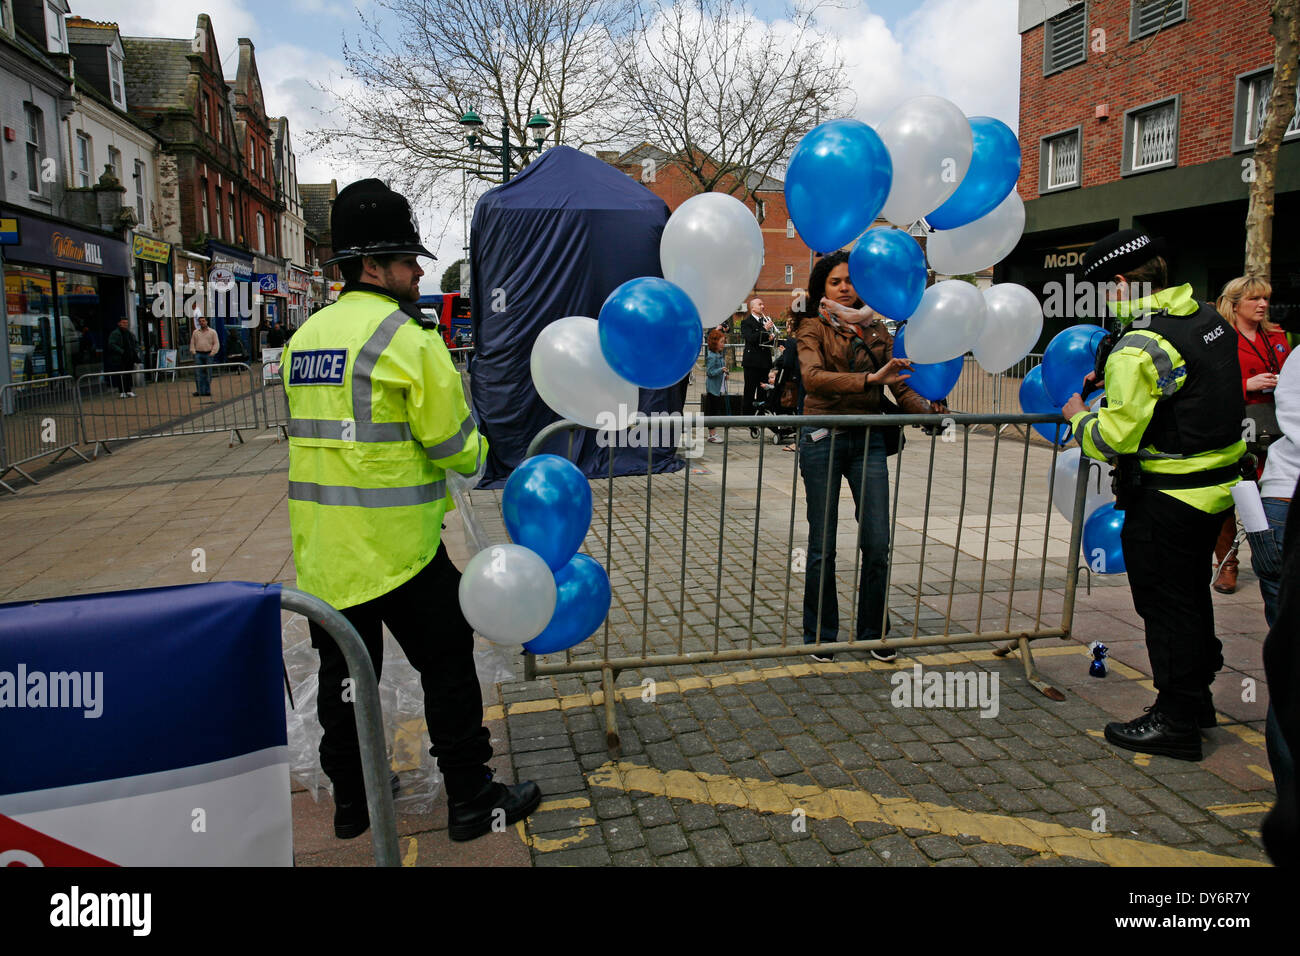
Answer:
[{"left": 795, "top": 313, "right": 931, "bottom": 417}]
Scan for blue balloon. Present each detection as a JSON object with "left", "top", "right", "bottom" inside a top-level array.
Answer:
[
  {"left": 893, "top": 324, "right": 963, "bottom": 402},
  {"left": 502, "top": 454, "right": 593, "bottom": 572},
  {"left": 785, "top": 119, "right": 892, "bottom": 253},
  {"left": 524, "top": 554, "right": 611, "bottom": 655},
  {"left": 1041, "top": 324, "right": 1107, "bottom": 407},
  {"left": 1018, "top": 365, "right": 1071, "bottom": 445},
  {"left": 598, "top": 277, "right": 702, "bottom": 389},
  {"left": 1082, "top": 503, "right": 1126, "bottom": 575},
  {"left": 848, "top": 228, "right": 926, "bottom": 320},
  {"left": 926, "top": 117, "right": 1022, "bottom": 230}
]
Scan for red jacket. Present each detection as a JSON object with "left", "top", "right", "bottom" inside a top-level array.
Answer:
[{"left": 1236, "top": 326, "right": 1291, "bottom": 405}]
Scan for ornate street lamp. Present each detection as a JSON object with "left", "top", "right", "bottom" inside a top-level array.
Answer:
[{"left": 458, "top": 110, "right": 552, "bottom": 183}]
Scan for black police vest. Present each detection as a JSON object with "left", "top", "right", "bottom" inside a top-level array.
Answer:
[{"left": 1133, "top": 303, "right": 1244, "bottom": 456}]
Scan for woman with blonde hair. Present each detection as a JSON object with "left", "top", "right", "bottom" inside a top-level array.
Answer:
[{"left": 1209, "top": 276, "right": 1291, "bottom": 592}]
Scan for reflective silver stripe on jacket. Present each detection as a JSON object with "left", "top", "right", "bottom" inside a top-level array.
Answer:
[
  {"left": 289, "top": 307, "right": 413, "bottom": 445},
  {"left": 1114, "top": 331, "right": 1183, "bottom": 396},
  {"left": 1075, "top": 411, "right": 1121, "bottom": 458},
  {"left": 287, "top": 419, "right": 414, "bottom": 442},
  {"left": 288, "top": 479, "right": 447, "bottom": 508},
  {"left": 424, "top": 413, "right": 477, "bottom": 460}
]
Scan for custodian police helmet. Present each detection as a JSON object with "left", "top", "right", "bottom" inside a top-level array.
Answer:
[{"left": 323, "top": 178, "right": 437, "bottom": 265}]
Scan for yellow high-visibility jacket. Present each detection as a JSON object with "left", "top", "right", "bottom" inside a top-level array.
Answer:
[
  {"left": 282, "top": 289, "right": 485, "bottom": 608},
  {"left": 1068, "top": 284, "right": 1243, "bottom": 514}
]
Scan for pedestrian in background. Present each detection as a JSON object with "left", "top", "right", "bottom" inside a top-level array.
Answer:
[
  {"left": 1210, "top": 276, "right": 1292, "bottom": 592},
  {"left": 703, "top": 327, "right": 728, "bottom": 443},
  {"left": 190, "top": 316, "right": 219, "bottom": 397},
  {"left": 741, "top": 296, "right": 777, "bottom": 433},
  {"left": 106, "top": 317, "right": 138, "bottom": 398}
]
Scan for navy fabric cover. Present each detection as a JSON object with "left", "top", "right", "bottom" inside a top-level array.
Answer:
[{"left": 469, "top": 145, "right": 687, "bottom": 486}]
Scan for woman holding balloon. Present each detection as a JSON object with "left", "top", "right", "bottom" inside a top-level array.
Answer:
[{"left": 794, "top": 251, "right": 936, "bottom": 662}]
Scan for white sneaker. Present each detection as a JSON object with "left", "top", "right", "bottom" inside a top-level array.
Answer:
[{"left": 127, "top": 391, "right": 136, "bottom": 397}]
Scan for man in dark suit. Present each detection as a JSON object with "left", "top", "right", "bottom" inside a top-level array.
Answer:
[{"left": 740, "top": 296, "right": 777, "bottom": 428}]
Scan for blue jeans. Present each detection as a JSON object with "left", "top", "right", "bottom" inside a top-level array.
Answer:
[
  {"left": 1250, "top": 497, "right": 1289, "bottom": 629},
  {"left": 799, "top": 427, "right": 891, "bottom": 645},
  {"left": 195, "top": 353, "right": 213, "bottom": 395}
]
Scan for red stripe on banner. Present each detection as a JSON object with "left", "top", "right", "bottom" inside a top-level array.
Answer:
[{"left": 0, "top": 814, "right": 118, "bottom": 867}]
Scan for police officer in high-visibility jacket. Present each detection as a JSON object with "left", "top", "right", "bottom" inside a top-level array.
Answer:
[
  {"left": 283, "top": 179, "right": 540, "bottom": 840},
  {"left": 1062, "top": 230, "right": 1246, "bottom": 762}
]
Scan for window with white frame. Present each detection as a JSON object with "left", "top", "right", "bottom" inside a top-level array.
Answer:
[
  {"left": 785, "top": 264, "right": 794, "bottom": 285},
  {"left": 1131, "top": 0, "right": 1188, "bottom": 40},
  {"left": 45, "top": 2, "right": 66, "bottom": 54},
  {"left": 215, "top": 190, "right": 224, "bottom": 240},
  {"left": 25, "top": 104, "right": 45, "bottom": 195},
  {"left": 786, "top": 219, "right": 795, "bottom": 238},
  {"left": 1044, "top": 4, "right": 1086, "bottom": 75},
  {"left": 134, "top": 160, "right": 145, "bottom": 223},
  {"left": 228, "top": 191, "right": 235, "bottom": 240},
  {"left": 109, "top": 52, "right": 126, "bottom": 109},
  {"left": 107, "top": 146, "right": 121, "bottom": 180},
  {"left": 1235, "top": 67, "right": 1300, "bottom": 151},
  {"left": 202, "top": 94, "right": 211, "bottom": 135},
  {"left": 200, "top": 177, "right": 210, "bottom": 234},
  {"left": 256, "top": 212, "right": 266, "bottom": 254},
  {"left": 754, "top": 198, "right": 765, "bottom": 223},
  {"left": 218, "top": 105, "right": 225, "bottom": 144},
  {"left": 75, "top": 132, "right": 92, "bottom": 187},
  {"left": 1123, "top": 98, "right": 1179, "bottom": 174},
  {"left": 1040, "top": 128, "right": 1081, "bottom": 192}
]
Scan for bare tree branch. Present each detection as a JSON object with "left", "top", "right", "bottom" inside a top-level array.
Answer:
[{"left": 1245, "top": 0, "right": 1300, "bottom": 279}]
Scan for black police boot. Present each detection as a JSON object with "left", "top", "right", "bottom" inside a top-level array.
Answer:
[
  {"left": 332, "top": 773, "right": 402, "bottom": 840},
  {"left": 1104, "top": 707, "right": 1203, "bottom": 762},
  {"left": 448, "top": 774, "right": 542, "bottom": 843}
]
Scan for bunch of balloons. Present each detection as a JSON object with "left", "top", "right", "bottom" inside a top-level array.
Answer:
[
  {"left": 457, "top": 454, "right": 612, "bottom": 653},
  {"left": 784, "top": 97, "right": 1042, "bottom": 403},
  {"left": 531, "top": 191, "right": 763, "bottom": 428},
  {"left": 1017, "top": 323, "right": 1109, "bottom": 445}
]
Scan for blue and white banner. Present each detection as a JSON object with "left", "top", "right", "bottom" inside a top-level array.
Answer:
[{"left": 0, "top": 582, "right": 291, "bottom": 866}]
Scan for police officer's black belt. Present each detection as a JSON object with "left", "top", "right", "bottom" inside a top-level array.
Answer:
[{"left": 1133, "top": 464, "right": 1240, "bottom": 489}]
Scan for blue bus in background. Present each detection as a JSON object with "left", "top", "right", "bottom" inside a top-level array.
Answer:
[{"left": 417, "top": 293, "right": 472, "bottom": 350}]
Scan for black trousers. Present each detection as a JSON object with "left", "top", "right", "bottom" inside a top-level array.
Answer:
[
  {"left": 742, "top": 365, "right": 771, "bottom": 417},
  {"left": 308, "top": 544, "right": 493, "bottom": 802},
  {"left": 1120, "top": 489, "right": 1226, "bottom": 721}
]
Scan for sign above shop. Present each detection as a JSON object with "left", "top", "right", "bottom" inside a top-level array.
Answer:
[
  {"left": 132, "top": 235, "right": 172, "bottom": 263},
  {"left": 0, "top": 217, "right": 18, "bottom": 245},
  {"left": 254, "top": 273, "right": 284, "bottom": 295}
]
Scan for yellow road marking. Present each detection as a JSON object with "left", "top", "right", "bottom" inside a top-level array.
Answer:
[
  {"left": 1207, "top": 802, "right": 1273, "bottom": 818},
  {"left": 1248, "top": 764, "right": 1275, "bottom": 783},
  {"left": 1223, "top": 723, "right": 1267, "bottom": 749},
  {"left": 514, "top": 796, "right": 598, "bottom": 853},
  {"left": 537, "top": 797, "right": 591, "bottom": 811},
  {"left": 587, "top": 761, "right": 1266, "bottom": 867},
  {"left": 402, "top": 836, "right": 418, "bottom": 867}
]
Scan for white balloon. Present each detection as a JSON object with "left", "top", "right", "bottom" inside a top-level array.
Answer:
[
  {"left": 878, "top": 96, "right": 973, "bottom": 228},
  {"left": 661, "top": 192, "right": 764, "bottom": 327},
  {"left": 458, "top": 544, "right": 557, "bottom": 645},
  {"left": 1050, "top": 448, "right": 1113, "bottom": 522},
  {"left": 974, "top": 284, "right": 1043, "bottom": 374},
  {"left": 926, "top": 191, "right": 1025, "bottom": 275},
  {"left": 900, "top": 280, "right": 987, "bottom": 364},
  {"left": 531, "top": 316, "right": 640, "bottom": 429}
]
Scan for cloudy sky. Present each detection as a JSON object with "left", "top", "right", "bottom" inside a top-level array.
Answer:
[{"left": 73, "top": 0, "right": 1021, "bottom": 290}]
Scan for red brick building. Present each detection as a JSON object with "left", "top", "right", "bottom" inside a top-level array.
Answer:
[
  {"left": 1000, "top": 0, "right": 1300, "bottom": 336},
  {"left": 600, "top": 144, "right": 820, "bottom": 320},
  {"left": 230, "top": 38, "right": 279, "bottom": 262}
]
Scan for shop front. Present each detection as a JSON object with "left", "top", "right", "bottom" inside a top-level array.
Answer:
[
  {"left": 287, "top": 266, "right": 310, "bottom": 330},
  {"left": 132, "top": 233, "right": 173, "bottom": 370},
  {"left": 1, "top": 205, "right": 131, "bottom": 388},
  {"left": 254, "top": 264, "right": 287, "bottom": 358},
  {"left": 173, "top": 251, "right": 209, "bottom": 363}
]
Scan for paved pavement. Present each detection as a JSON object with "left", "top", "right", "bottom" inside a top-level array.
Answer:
[{"left": 0, "top": 384, "right": 1278, "bottom": 867}]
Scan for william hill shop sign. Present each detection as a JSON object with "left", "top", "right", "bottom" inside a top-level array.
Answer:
[{"left": 0, "top": 209, "right": 130, "bottom": 276}]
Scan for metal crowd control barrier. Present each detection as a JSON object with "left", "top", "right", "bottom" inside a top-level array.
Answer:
[
  {"left": 0, "top": 376, "right": 91, "bottom": 494},
  {"left": 946, "top": 353, "right": 1043, "bottom": 419},
  {"left": 77, "top": 363, "right": 260, "bottom": 455},
  {"left": 524, "top": 411, "right": 1089, "bottom": 753},
  {"left": 280, "top": 586, "right": 399, "bottom": 867}
]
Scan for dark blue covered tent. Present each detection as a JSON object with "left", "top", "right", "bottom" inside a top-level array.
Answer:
[{"left": 469, "top": 145, "right": 687, "bottom": 487}]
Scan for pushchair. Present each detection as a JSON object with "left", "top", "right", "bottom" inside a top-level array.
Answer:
[{"left": 752, "top": 369, "right": 797, "bottom": 446}]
